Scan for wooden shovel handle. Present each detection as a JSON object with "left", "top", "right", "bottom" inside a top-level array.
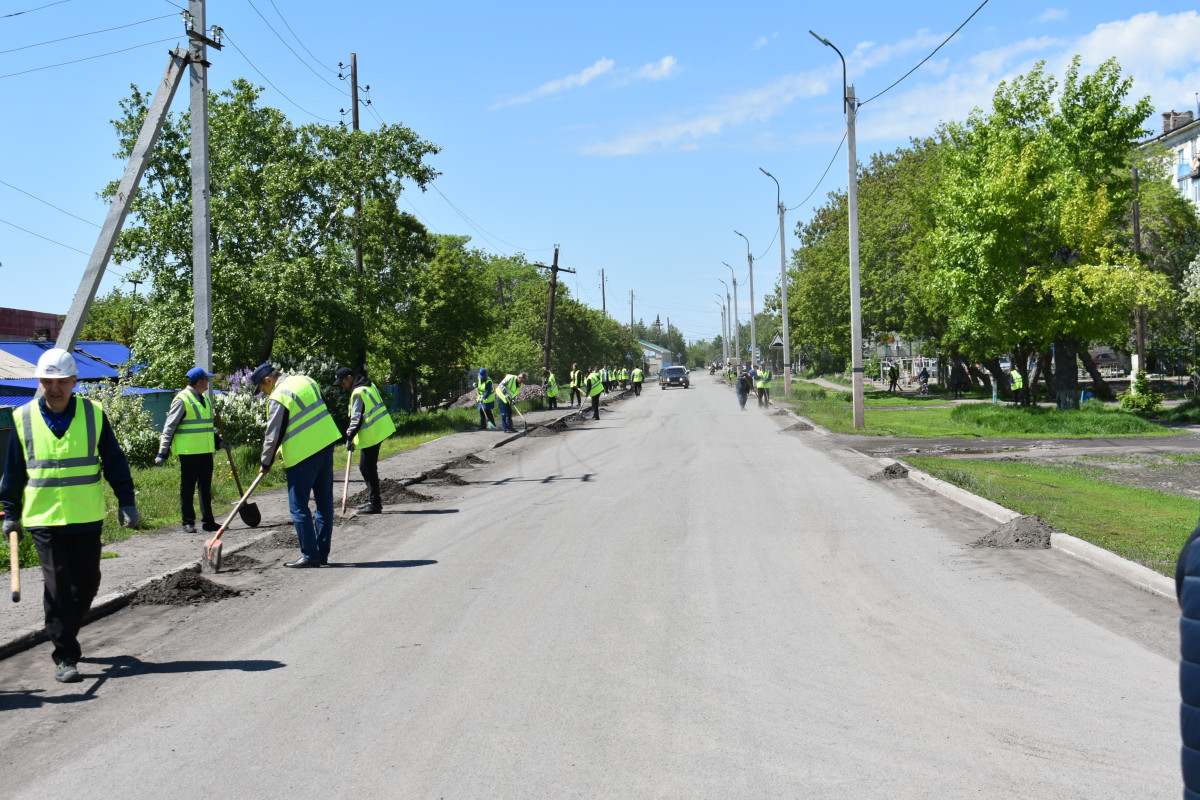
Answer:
[{"left": 9, "top": 528, "right": 20, "bottom": 603}]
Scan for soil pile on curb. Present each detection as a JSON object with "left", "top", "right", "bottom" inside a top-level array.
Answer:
[
  {"left": 216, "top": 553, "right": 261, "bottom": 571},
  {"left": 782, "top": 421, "right": 813, "bottom": 432},
  {"left": 131, "top": 569, "right": 241, "bottom": 606},
  {"left": 972, "top": 515, "right": 1053, "bottom": 549},
  {"left": 526, "top": 424, "right": 561, "bottom": 437},
  {"left": 349, "top": 479, "right": 435, "bottom": 505},
  {"left": 452, "top": 384, "right": 547, "bottom": 408},
  {"left": 445, "top": 454, "right": 488, "bottom": 470},
  {"left": 772, "top": 408, "right": 789, "bottom": 416},
  {"left": 425, "top": 469, "right": 468, "bottom": 485},
  {"left": 241, "top": 531, "right": 298, "bottom": 553},
  {"left": 869, "top": 463, "right": 909, "bottom": 481}
]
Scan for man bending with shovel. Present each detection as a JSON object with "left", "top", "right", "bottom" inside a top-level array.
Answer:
[
  {"left": 251, "top": 363, "right": 341, "bottom": 568},
  {"left": 155, "top": 367, "right": 229, "bottom": 533},
  {"left": 337, "top": 366, "right": 396, "bottom": 515}
]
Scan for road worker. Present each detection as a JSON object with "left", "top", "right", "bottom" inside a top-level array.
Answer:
[
  {"left": 496, "top": 372, "right": 526, "bottom": 433},
  {"left": 756, "top": 361, "right": 772, "bottom": 407},
  {"left": 631, "top": 365, "right": 644, "bottom": 396},
  {"left": 543, "top": 368, "right": 559, "bottom": 410},
  {"left": 337, "top": 366, "right": 396, "bottom": 515},
  {"left": 584, "top": 366, "right": 604, "bottom": 420},
  {"left": 477, "top": 368, "right": 497, "bottom": 430},
  {"left": 156, "top": 366, "right": 228, "bottom": 533},
  {"left": 568, "top": 363, "right": 583, "bottom": 407}
]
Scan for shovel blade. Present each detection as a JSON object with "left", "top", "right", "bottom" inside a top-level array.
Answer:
[
  {"left": 200, "top": 539, "right": 222, "bottom": 574},
  {"left": 238, "top": 502, "right": 261, "bottom": 528}
]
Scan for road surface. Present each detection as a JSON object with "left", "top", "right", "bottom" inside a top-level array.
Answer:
[{"left": 0, "top": 376, "right": 1180, "bottom": 798}]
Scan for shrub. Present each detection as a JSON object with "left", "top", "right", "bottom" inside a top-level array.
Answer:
[
  {"left": 213, "top": 390, "right": 267, "bottom": 447},
  {"left": 77, "top": 378, "right": 159, "bottom": 468},
  {"left": 1118, "top": 372, "right": 1164, "bottom": 416}
]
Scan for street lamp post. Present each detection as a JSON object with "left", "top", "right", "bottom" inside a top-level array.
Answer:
[
  {"left": 734, "top": 230, "right": 757, "bottom": 371},
  {"left": 722, "top": 262, "right": 741, "bottom": 370},
  {"left": 759, "top": 167, "right": 791, "bottom": 399},
  {"left": 717, "top": 279, "right": 733, "bottom": 366},
  {"left": 714, "top": 298, "right": 728, "bottom": 369},
  {"left": 810, "top": 29, "right": 865, "bottom": 429}
]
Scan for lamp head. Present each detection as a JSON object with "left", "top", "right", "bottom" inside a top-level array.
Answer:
[{"left": 809, "top": 30, "right": 830, "bottom": 47}]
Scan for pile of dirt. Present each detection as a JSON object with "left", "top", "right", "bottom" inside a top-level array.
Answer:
[
  {"left": 526, "top": 424, "right": 560, "bottom": 437},
  {"left": 216, "top": 553, "right": 261, "bottom": 571},
  {"left": 451, "top": 383, "right": 547, "bottom": 408},
  {"left": 868, "top": 462, "right": 909, "bottom": 481},
  {"left": 425, "top": 469, "right": 468, "bottom": 485},
  {"left": 782, "top": 421, "right": 813, "bottom": 432},
  {"left": 445, "top": 454, "right": 488, "bottom": 470},
  {"left": 349, "top": 478, "right": 435, "bottom": 506},
  {"left": 971, "top": 515, "right": 1053, "bottom": 549},
  {"left": 240, "top": 531, "right": 298, "bottom": 553},
  {"left": 131, "top": 569, "right": 241, "bottom": 606},
  {"left": 772, "top": 409, "right": 790, "bottom": 416}
]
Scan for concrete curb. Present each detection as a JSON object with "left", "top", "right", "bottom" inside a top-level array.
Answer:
[{"left": 881, "top": 457, "right": 1176, "bottom": 600}]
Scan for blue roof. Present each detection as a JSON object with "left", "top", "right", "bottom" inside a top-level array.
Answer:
[
  {"left": 0, "top": 395, "right": 32, "bottom": 407},
  {"left": 0, "top": 341, "right": 131, "bottom": 380},
  {"left": 0, "top": 379, "right": 39, "bottom": 390}
]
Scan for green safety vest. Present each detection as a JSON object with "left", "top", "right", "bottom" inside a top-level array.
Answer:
[
  {"left": 569, "top": 369, "right": 582, "bottom": 388},
  {"left": 351, "top": 383, "right": 396, "bottom": 449},
  {"left": 172, "top": 387, "right": 215, "bottom": 455},
  {"left": 15, "top": 397, "right": 106, "bottom": 527},
  {"left": 498, "top": 375, "right": 519, "bottom": 405},
  {"left": 270, "top": 375, "right": 340, "bottom": 467},
  {"left": 632, "top": 368, "right": 643, "bottom": 383},
  {"left": 478, "top": 377, "right": 495, "bottom": 405},
  {"left": 756, "top": 369, "right": 772, "bottom": 389},
  {"left": 586, "top": 372, "right": 604, "bottom": 397},
  {"left": 546, "top": 374, "right": 559, "bottom": 397},
  {"left": 1010, "top": 370, "right": 1024, "bottom": 389},
  {"left": 619, "top": 369, "right": 628, "bottom": 381}
]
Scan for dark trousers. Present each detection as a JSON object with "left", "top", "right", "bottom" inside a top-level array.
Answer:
[
  {"left": 546, "top": 394, "right": 558, "bottom": 409},
  {"left": 32, "top": 527, "right": 102, "bottom": 664},
  {"left": 358, "top": 442, "right": 382, "bottom": 509},
  {"left": 570, "top": 387, "right": 582, "bottom": 406},
  {"left": 589, "top": 394, "right": 601, "bottom": 419},
  {"left": 479, "top": 403, "right": 495, "bottom": 429},
  {"left": 179, "top": 452, "right": 215, "bottom": 525},
  {"left": 633, "top": 381, "right": 641, "bottom": 396},
  {"left": 286, "top": 445, "right": 335, "bottom": 563}
]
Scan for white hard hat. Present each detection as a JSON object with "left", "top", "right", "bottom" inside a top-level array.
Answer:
[{"left": 35, "top": 348, "right": 78, "bottom": 378}]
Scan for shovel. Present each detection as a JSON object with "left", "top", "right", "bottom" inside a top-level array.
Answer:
[
  {"left": 341, "top": 448, "right": 353, "bottom": 516},
  {"left": 214, "top": 412, "right": 260, "bottom": 528},
  {"left": 9, "top": 525, "right": 19, "bottom": 603},
  {"left": 202, "top": 470, "right": 266, "bottom": 574}
]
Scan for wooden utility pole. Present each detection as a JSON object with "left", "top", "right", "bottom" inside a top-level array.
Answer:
[
  {"left": 600, "top": 268, "right": 607, "bottom": 316},
  {"left": 1132, "top": 166, "right": 1145, "bottom": 378},
  {"left": 537, "top": 245, "right": 575, "bottom": 372},
  {"left": 348, "top": 53, "right": 368, "bottom": 370},
  {"left": 629, "top": 290, "right": 634, "bottom": 331}
]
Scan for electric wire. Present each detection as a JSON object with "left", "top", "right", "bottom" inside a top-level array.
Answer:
[
  {"left": 268, "top": 0, "right": 337, "bottom": 74},
  {"left": 0, "top": 13, "right": 175, "bottom": 54},
  {"left": 244, "top": 0, "right": 347, "bottom": 96},
  {"left": 0, "top": 180, "right": 102, "bottom": 228},
  {"left": 429, "top": 183, "right": 554, "bottom": 253},
  {"left": 858, "top": 0, "right": 990, "bottom": 107},
  {"left": 788, "top": 131, "right": 846, "bottom": 211},
  {"left": 0, "top": 35, "right": 179, "bottom": 79},
  {"left": 2, "top": 0, "right": 68, "bottom": 18},
  {"left": 755, "top": 227, "right": 777, "bottom": 261},
  {"left": 0, "top": 216, "right": 89, "bottom": 255},
  {"left": 399, "top": 194, "right": 441, "bottom": 234},
  {"left": 223, "top": 33, "right": 339, "bottom": 123}
]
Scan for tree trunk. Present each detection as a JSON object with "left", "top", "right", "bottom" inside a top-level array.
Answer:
[
  {"left": 1038, "top": 351, "right": 1055, "bottom": 402},
  {"left": 257, "top": 313, "right": 278, "bottom": 365},
  {"left": 967, "top": 362, "right": 991, "bottom": 392},
  {"left": 1029, "top": 360, "right": 1042, "bottom": 401},
  {"left": 981, "top": 357, "right": 1008, "bottom": 400},
  {"left": 1077, "top": 349, "right": 1114, "bottom": 400},
  {"left": 1054, "top": 336, "right": 1080, "bottom": 410}
]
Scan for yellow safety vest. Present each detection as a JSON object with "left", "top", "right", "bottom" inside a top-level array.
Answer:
[
  {"left": 756, "top": 369, "right": 772, "bottom": 389},
  {"left": 586, "top": 372, "right": 603, "bottom": 397},
  {"left": 1011, "top": 370, "right": 1024, "bottom": 389},
  {"left": 350, "top": 384, "right": 396, "bottom": 449},
  {"left": 269, "top": 375, "right": 340, "bottom": 467},
  {"left": 632, "top": 368, "right": 643, "bottom": 383},
  {"left": 570, "top": 370, "right": 582, "bottom": 388},
  {"left": 478, "top": 377, "right": 495, "bottom": 405},
  {"left": 546, "top": 374, "right": 559, "bottom": 397},
  {"left": 498, "top": 375, "right": 519, "bottom": 405},
  {"left": 15, "top": 397, "right": 106, "bottom": 527},
  {"left": 172, "top": 388, "right": 215, "bottom": 455}
]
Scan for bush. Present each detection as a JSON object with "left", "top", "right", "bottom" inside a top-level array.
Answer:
[
  {"left": 1118, "top": 372, "right": 1164, "bottom": 416},
  {"left": 76, "top": 378, "right": 159, "bottom": 468},
  {"left": 213, "top": 390, "right": 267, "bottom": 448}
]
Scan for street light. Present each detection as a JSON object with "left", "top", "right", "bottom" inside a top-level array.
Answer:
[
  {"left": 759, "top": 167, "right": 791, "bottom": 398},
  {"left": 810, "top": 29, "right": 865, "bottom": 429},
  {"left": 717, "top": 279, "right": 733, "bottom": 366},
  {"left": 734, "top": 230, "right": 757, "bottom": 371},
  {"left": 722, "top": 262, "right": 741, "bottom": 370},
  {"left": 714, "top": 298, "right": 728, "bottom": 368}
]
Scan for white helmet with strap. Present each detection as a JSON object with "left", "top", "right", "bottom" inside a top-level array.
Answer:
[{"left": 35, "top": 347, "right": 78, "bottom": 378}]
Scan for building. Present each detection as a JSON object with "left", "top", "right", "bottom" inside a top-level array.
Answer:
[
  {"left": 0, "top": 306, "right": 61, "bottom": 342},
  {"left": 637, "top": 340, "right": 673, "bottom": 377},
  {"left": 1140, "top": 109, "right": 1200, "bottom": 207}
]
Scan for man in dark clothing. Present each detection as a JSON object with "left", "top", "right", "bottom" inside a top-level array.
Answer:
[
  {"left": 1, "top": 348, "right": 138, "bottom": 683},
  {"left": 584, "top": 366, "right": 604, "bottom": 420},
  {"left": 155, "top": 366, "right": 228, "bottom": 533},
  {"left": 736, "top": 369, "right": 754, "bottom": 410}
]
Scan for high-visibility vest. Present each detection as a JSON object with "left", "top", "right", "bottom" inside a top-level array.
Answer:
[
  {"left": 569, "top": 369, "right": 582, "bottom": 388},
  {"left": 1010, "top": 370, "right": 1024, "bottom": 389},
  {"left": 498, "top": 375, "right": 519, "bottom": 405},
  {"left": 632, "top": 368, "right": 643, "bottom": 383},
  {"left": 620, "top": 369, "right": 628, "bottom": 381},
  {"left": 586, "top": 372, "right": 604, "bottom": 396},
  {"left": 171, "top": 387, "right": 215, "bottom": 455},
  {"left": 756, "top": 369, "right": 772, "bottom": 389},
  {"left": 269, "top": 375, "right": 340, "bottom": 467},
  {"left": 478, "top": 377, "right": 495, "bottom": 405},
  {"left": 546, "top": 374, "right": 559, "bottom": 397},
  {"left": 350, "top": 383, "right": 396, "bottom": 449},
  {"left": 14, "top": 397, "right": 106, "bottom": 527}
]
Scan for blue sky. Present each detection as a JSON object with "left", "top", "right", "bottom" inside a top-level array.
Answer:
[{"left": 3, "top": 1, "right": 1199, "bottom": 347}]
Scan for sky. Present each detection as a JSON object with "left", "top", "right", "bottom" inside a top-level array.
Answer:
[{"left": 2, "top": 0, "right": 1200, "bottom": 349}]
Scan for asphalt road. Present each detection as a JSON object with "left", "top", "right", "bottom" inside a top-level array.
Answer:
[{"left": 0, "top": 377, "right": 1181, "bottom": 799}]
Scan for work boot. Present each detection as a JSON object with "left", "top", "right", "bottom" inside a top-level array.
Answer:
[
  {"left": 55, "top": 660, "right": 81, "bottom": 683},
  {"left": 201, "top": 520, "right": 220, "bottom": 532},
  {"left": 357, "top": 502, "right": 381, "bottom": 515},
  {"left": 182, "top": 523, "right": 196, "bottom": 534}
]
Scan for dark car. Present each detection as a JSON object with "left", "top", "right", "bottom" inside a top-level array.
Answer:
[{"left": 660, "top": 365, "right": 689, "bottom": 390}]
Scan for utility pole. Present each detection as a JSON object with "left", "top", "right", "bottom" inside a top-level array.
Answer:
[
  {"left": 188, "top": 0, "right": 220, "bottom": 379},
  {"left": 760, "top": 168, "right": 791, "bottom": 398},
  {"left": 600, "top": 268, "right": 607, "bottom": 316},
  {"left": 536, "top": 245, "right": 574, "bottom": 373},
  {"left": 735, "top": 231, "right": 757, "bottom": 369},
  {"left": 346, "top": 53, "right": 368, "bottom": 370},
  {"left": 846, "top": 84, "right": 864, "bottom": 428},
  {"left": 1132, "top": 165, "right": 1145, "bottom": 382},
  {"left": 630, "top": 290, "right": 634, "bottom": 331},
  {"left": 723, "top": 262, "right": 740, "bottom": 369}
]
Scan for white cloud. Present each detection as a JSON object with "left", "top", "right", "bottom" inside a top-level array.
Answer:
[
  {"left": 492, "top": 57, "right": 615, "bottom": 108},
  {"left": 753, "top": 36, "right": 769, "bottom": 50},
  {"left": 634, "top": 56, "right": 679, "bottom": 82},
  {"left": 849, "top": 29, "right": 944, "bottom": 71},
  {"left": 1036, "top": 8, "right": 1068, "bottom": 24}
]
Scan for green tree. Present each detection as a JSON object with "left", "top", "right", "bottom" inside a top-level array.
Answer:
[{"left": 79, "top": 286, "right": 146, "bottom": 346}]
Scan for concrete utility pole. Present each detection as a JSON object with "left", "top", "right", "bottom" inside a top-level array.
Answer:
[
  {"left": 735, "top": 230, "right": 757, "bottom": 369},
  {"left": 57, "top": 47, "right": 191, "bottom": 353},
  {"left": 718, "top": 278, "right": 732, "bottom": 366},
  {"left": 760, "top": 168, "right": 791, "bottom": 398},
  {"left": 723, "top": 262, "right": 740, "bottom": 369},
  {"left": 536, "top": 245, "right": 574, "bottom": 373},
  {"left": 600, "top": 268, "right": 606, "bottom": 316},
  {"left": 188, "top": 0, "right": 221, "bottom": 378},
  {"left": 348, "top": 53, "right": 368, "bottom": 370},
  {"left": 630, "top": 290, "right": 634, "bottom": 331},
  {"left": 1132, "top": 166, "right": 1145, "bottom": 381}
]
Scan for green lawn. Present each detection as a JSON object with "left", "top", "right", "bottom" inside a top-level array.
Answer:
[{"left": 907, "top": 457, "right": 1197, "bottom": 576}]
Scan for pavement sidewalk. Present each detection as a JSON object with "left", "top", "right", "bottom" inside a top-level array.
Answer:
[{"left": 0, "top": 391, "right": 629, "bottom": 659}]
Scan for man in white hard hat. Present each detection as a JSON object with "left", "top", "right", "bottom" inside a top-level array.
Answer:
[{"left": 0, "top": 348, "right": 139, "bottom": 684}]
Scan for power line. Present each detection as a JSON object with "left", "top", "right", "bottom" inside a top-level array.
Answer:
[
  {"left": 756, "top": 227, "right": 777, "bottom": 261},
  {"left": 0, "top": 216, "right": 89, "bottom": 254},
  {"left": 0, "top": 13, "right": 175, "bottom": 54},
  {"left": 2, "top": 0, "right": 68, "bottom": 19},
  {"left": 269, "top": 0, "right": 337, "bottom": 74},
  {"left": 788, "top": 131, "right": 846, "bottom": 211},
  {"left": 859, "top": 0, "right": 990, "bottom": 107},
  {"left": 429, "top": 183, "right": 554, "bottom": 253},
  {"left": 243, "top": 0, "right": 347, "bottom": 96},
  {"left": 0, "top": 35, "right": 179, "bottom": 79},
  {"left": 0, "top": 179, "right": 101, "bottom": 228},
  {"left": 399, "top": 194, "right": 441, "bottom": 234},
  {"left": 223, "top": 33, "right": 339, "bottom": 123}
]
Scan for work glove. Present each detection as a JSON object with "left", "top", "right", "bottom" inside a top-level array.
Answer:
[
  {"left": 154, "top": 454, "right": 166, "bottom": 467},
  {"left": 2, "top": 517, "right": 22, "bottom": 540},
  {"left": 345, "top": 438, "right": 355, "bottom": 453},
  {"left": 223, "top": 440, "right": 233, "bottom": 455},
  {"left": 118, "top": 506, "right": 140, "bottom": 529}
]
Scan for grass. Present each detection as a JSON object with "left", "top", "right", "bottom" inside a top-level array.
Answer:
[
  {"left": 1156, "top": 398, "right": 1200, "bottom": 425},
  {"left": 781, "top": 382, "right": 1180, "bottom": 438},
  {"left": 1, "top": 404, "right": 498, "bottom": 572},
  {"left": 907, "top": 456, "right": 1198, "bottom": 576}
]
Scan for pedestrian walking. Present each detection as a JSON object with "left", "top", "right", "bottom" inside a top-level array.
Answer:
[
  {"left": 584, "top": 366, "right": 604, "bottom": 420},
  {"left": 337, "top": 367, "right": 396, "bottom": 515},
  {"left": 888, "top": 363, "right": 900, "bottom": 393},
  {"left": 569, "top": 363, "right": 583, "bottom": 407},
  {"left": 736, "top": 368, "right": 754, "bottom": 410},
  {"left": 950, "top": 360, "right": 968, "bottom": 399},
  {"left": 543, "top": 368, "right": 559, "bottom": 410},
  {"left": 1, "top": 348, "right": 139, "bottom": 683},
  {"left": 756, "top": 362, "right": 772, "bottom": 407},
  {"left": 477, "top": 368, "right": 497, "bottom": 430},
  {"left": 631, "top": 365, "right": 644, "bottom": 396},
  {"left": 155, "top": 366, "right": 227, "bottom": 533},
  {"left": 251, "top": 363, "right": 341, "bottom": 568},
  {"left": 496, "top": 372, "right": 526, "bottom": 433}
]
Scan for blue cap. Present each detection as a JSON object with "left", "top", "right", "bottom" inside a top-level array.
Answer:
[
  {"left": 249, "top": 362, "right": 273, "bottom": 390},
  {"left": 187, "top": 367, "right": 213, "bottom": 384},
  {"left": 478, "top": 368, "right": 487, "bottom": 377}
]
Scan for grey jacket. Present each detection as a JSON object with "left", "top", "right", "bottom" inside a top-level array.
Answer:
[
  {"left": 260, "top": 373, "right": 290, "bottom": 469},
  {"left": 158, "top": 385, "right": 218, "bottom": 458}
]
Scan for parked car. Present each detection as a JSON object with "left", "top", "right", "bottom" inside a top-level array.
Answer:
[{"left": 660, "top": 365, "right": 690, "bottom": 390}]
